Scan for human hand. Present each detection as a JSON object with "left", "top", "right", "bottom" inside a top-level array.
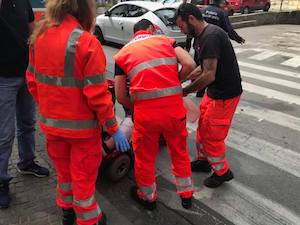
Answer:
[{"left": 112, "top": 129, "right": 130, "bottom": 152}]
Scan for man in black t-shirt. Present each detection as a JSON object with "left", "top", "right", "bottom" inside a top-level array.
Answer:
[
  {"left": 176, "top": 3, "right": 242, "bottom": 188},
  {"left": 0, "top": 0, "right": 49, "bottom": 209}
]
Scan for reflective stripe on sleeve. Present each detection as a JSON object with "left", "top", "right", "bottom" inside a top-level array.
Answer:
[
  {"left": 104, "top": 117, "right": 117, "bottom": 129},
  {"left": 39, "top": 114, "right": 98, "bottom": 130},
  {"left": 130, "top": 85, "right": 182, "bottom": 101},
  {"left": 128, "top": 57, "right": 177, "bottom": 80}
]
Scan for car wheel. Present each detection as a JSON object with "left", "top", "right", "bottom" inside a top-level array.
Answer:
[
  {"left": 106, "top": 154, "right": 131, "bottom": 182},
  {"left": 229, "top": 10, "right": 234, "bottom": 16},
  {"left": 263, "top": 3, "right": 270, "bottom": 12},
  {"left": 243, "top": 6, "right": 250, "bottom": 14},
  {"left": 94, "top": 26, "right": 105, "bottom": 44}
]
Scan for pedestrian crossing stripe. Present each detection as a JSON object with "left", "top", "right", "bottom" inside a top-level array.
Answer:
[{"left": 235, "top": 48, "right": 300, "bottom": 68}]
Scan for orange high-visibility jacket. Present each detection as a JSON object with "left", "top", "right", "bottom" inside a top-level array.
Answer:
[
  {"left": 26, "top": 16, "right": 119, "bottom": 138},
  {"left": 114, "top": 31, "right": 183, "bottom": 107}
]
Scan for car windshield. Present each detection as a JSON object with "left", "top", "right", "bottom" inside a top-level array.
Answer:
[{"left": 153, "top": 8, "right": 176, "bottom": 26}]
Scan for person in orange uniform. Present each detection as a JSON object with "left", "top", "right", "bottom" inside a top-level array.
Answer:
[
  {"left": 26, "top": 1, "right": 130, "bottom": 225},
  {"left": 175, "top": 4, "right": 243, "bottom": 188},
  {"left": 114, "top": 19, "right": 196, "bottom": 210}
]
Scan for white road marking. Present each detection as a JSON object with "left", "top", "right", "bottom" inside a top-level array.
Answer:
[
  {"left": 239, "top": 61, "right": 300, "bottom": 78},
  {"left": 241, "top": 70, "right": 300, "bottom": 90},
  {"left": 187, "top": 123, "right": 300, "bottom": 178},
  {"left": 242, "top": 82, "right": 300, "bottom": 106},
  {"left": 237, "top": 101, "right": 300, "bottom": 132},
  {"left": 194, "top": 181, "right": 300, "bottom": 225}
]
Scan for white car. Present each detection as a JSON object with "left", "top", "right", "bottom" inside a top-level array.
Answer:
[{"left": 95, "top": 1, "right": 186, "bottom": 45}]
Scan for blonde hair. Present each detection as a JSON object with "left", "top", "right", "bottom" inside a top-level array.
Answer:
[{"left": 30, "top": 0, "right": 96, "bottom": 44}]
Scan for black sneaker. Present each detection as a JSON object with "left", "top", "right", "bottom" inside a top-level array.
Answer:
[
  {"left": 130, "top": 186, "right": 156, "bottom": 211},
  {"left": 181, "top": 197, "right": 192, "bottom": 209},
  {"left": 204, "top": 170, "right": 234, "bottom": 188},
  {"left": 62, "top": 208, "right": 76, "bottom": 225},
  {"left": 0, "top": 181, "right": 10, "bottom": 209},
  {"left": 191, "top": 160, "right": 211, "bottom": 172},
  {"left": 97, "top": 213, "right": 107, "bottom": 225},
  {"left": 17, "top": 162, "right": 50, "bottom": 178}
]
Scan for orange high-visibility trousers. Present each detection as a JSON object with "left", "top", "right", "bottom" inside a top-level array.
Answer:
[
  {"left": 196, "top": 94, "right": 241, "bottom": 176},
  {"left": 46, "top": 134, "right": 103, "bottom": 225},
  {"left": 133, "top": 105, "right": 193, "bottom": 201}
]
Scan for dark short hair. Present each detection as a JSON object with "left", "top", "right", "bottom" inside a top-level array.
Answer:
[
  {"left": 133, "top": 19, "right": 154, "bottom": 33},
  {"left": 175, "top": 3, "right": 203, "bottom": 22}
]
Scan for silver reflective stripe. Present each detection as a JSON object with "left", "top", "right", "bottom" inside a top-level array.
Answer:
[
  {"left": 207, "top": 156, "right": 225, "bottom": 163},
  {"left": 58, "top": 194, "right": 73, "bottom": 203},
  {"left": 58, "top": 182, "right": 72, "bottom": 192},
  {"left": 175, "top": 177, "right": 193, "bottom": 192},
  {"left": 64, "top": 28, "right": 83, "bottom": 78},
  {"left": 104, "top": 117, "right": 117, "bottom": 129},
  {"left": 84, "top": 74, "right": 106, "bottom": 86},
  {"left": 128, "top": 57, "right": 177, "bottom": 80},
  {"left": 131, "top": 85, "right": 182, "bottom": 101},
  {"left": 77, "top": 205, "right": 102, "bottom": 221},
  {"left": 74, "top": 195, "right": 95, "bottom": 208},
  {"left": 39, "top": 114, "right": 98, "bottom": 130},
  {"left": 35, "top": 72, "right": 84, "bottom": 88},
  {"left": 211, "top": 163, "right": 224, "bottom": 170},
  {"left": 139, "top": 184, "right": 156, "bottom": 201},
  {"left": 35, "top": 72, "right": 105, "bottom": 88},
  {"left": 27, "top": 64, "right": 35, "bottom": 74}
]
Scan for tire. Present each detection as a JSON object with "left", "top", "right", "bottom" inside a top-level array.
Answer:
[
  {"left": 106, "top": 154, "right": 131, "bottom": 182},
  {"left": 228, "top": 10, "right": 234, "bottom": 16},
  {"left": 94, "top": 26, "right": 105, "bottom": 44},
  {"left": 263, "top": 4, "right": 270, "bottom": 12}
]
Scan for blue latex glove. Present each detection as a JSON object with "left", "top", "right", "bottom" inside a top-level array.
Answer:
[{"left": 112, "top": 129, "right": 130, "bottom": 152}]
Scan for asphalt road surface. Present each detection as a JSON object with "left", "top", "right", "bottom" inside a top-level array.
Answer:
[{"left": 101, "top": 24, "right": 300, "bottom": 225}]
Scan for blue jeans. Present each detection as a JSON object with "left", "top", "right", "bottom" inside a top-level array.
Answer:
[{"left": 0, "top": 77, "right": 36, "bottom": 182}]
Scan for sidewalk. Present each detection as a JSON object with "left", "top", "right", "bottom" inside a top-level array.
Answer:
[{"left": 0, "top": 132, "right": 60, "bottom": 225}]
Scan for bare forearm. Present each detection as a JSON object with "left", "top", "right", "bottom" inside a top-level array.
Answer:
[
  {"left": 117, "top": 96, "right": 133, "bottom": 110},
  {"left": 183, "top": 72, "right": 214, "bottom": 95}
]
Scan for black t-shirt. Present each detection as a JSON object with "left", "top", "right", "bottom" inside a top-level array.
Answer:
[
  {"left": 0, "top": 0, "right": 34, "bottom": 77},
  {"left": 194, "top": 24, "right": 242, "bottom": 99}
]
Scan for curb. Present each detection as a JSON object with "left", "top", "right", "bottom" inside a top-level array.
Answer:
[{"left": 230, "top": 11, "right": 300, "bottom": 29}]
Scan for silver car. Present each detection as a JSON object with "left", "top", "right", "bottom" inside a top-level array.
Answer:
[{"left": 95, "top": 1, "right": 186, "bottom": 45}]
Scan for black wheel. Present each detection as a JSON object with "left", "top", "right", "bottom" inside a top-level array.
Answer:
[
  {"left": 106, "top": 154, "right": 131, "bottom": 182},
  {"left": 228, "top": 10, "right": 234, "bottom": 16},
  {"left": 263, "top": 4, "right": 270, "bottom": 12},
  {"left": 243, "top": 7, "right": 250, "bottom": 14},
  {"left": 94, "top": 26, "right": 105, "bottom": 44}
]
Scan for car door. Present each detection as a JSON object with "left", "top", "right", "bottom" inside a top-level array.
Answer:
[
  {"left": 103, "top": 4, "right": 128, "bottom": 44},
  {"left": 121, "top": 5, "right": 149, "bottom": 44}
]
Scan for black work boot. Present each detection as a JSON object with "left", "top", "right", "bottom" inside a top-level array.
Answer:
[
  {"left": 62, "top": 208, "right": 76, "bottom": 225},
  {"left": 204, "top": 170, "right": 234, "bottom": 188},
  {"left": 130, "top": 186, "right": 156, "bottom": 211},
  {"left": 181, "top": 197, "right": 192, "bottom": 209},
  {"left": 96, "top": 213, "right": 107, "bottom": 225},
  {"left": 191, "top": 160, "right": 211, "bottom": 172}
]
